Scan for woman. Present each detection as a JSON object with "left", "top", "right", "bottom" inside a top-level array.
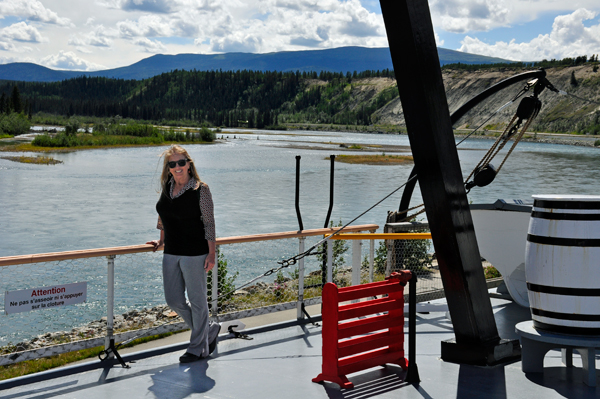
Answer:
[{"left": 147, "top": 144, "right": 220, "bottom": 363}]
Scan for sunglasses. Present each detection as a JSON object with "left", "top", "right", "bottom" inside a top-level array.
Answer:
[{"left": 167, "top": 159, "right": 189, "bottom": 168}]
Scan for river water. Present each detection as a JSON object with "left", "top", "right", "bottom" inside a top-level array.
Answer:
[
  {"left": 1, "top": 129, "right": 599, "bottom": 345},
  {"left": 2, "top": 129, "right": 598, "bottom": 256}
]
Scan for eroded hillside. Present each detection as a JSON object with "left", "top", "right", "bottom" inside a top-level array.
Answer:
[{"left": 331, "top": 65, "right": 600, "bottom": 133}]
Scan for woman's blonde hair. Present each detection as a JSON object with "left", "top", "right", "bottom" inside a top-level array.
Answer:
[{"left": 159, "top": 145, "right": 201, "bottom": 194}]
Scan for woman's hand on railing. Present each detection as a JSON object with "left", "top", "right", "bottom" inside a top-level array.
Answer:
[{"left": 146, "top": 240, "right": 163, "bottom": 252}]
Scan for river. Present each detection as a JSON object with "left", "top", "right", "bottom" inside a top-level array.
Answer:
[
  {"left": 2, "top": 129, "right": 598, "bottom": 257},
  {"left": 1, "top": 129, "right": 599, "bottom": 345}
]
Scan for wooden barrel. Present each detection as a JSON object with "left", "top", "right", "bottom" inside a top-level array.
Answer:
[{"left": 525, "top": 195, "right": 600, "bottom": 335}]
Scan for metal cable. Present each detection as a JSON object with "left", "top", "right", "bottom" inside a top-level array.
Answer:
[
  {"left": 562, "top": 91, "right": 600, "bottom": 106},
  {"left": 455, "top": 100, "right": 515, "bottom": 147}
]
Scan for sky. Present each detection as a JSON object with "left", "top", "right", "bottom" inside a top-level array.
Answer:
[{"left": 0, "top": 0, "right": 599, "bottom": 71}]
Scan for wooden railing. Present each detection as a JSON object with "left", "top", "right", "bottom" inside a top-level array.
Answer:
[
  {"left": 0, "top": 224, "right": 379, "bottom": 366},
  {"left": 0, "top": 224, "right": 379, "bottom": 267}
]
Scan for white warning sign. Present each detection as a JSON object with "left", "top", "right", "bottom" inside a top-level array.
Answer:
[{"left": 4, "top": 282, "right": 87, "bottom": 315}]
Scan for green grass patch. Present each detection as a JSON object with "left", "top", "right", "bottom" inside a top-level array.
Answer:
[
  {"left": 0, "top": 346, "right": 105, "bottom": 381},
  {"left": 333, "top": 154, "right": 413, "bottom": 165},
  {"left": 7, "top": 138, "right": 214, "bottom": 153},
  {"left": 0, "top": 155, "right": 62, "bottom": 164},
  {"left": 0, "top": 331, "right": 179, "bottom": 381}
]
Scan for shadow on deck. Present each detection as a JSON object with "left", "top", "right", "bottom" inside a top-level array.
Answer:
[{"left": 1, "top": 294, "right": 599, "bottom": 399}]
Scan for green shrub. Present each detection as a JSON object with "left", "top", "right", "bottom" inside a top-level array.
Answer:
[
  {"left": 94, "top": 123, "right": 106, "bottom": 134},
  {"left": 362, "top": 240, "right": 388, "bottom": 274},
  {"left": 0, "top": 112, "right": 30, "bottom": 136},
  {"left": 377, "top": 230, "right": 433, "bottom": 275},
  {"left": 199, "top": 127, "right": 215, "bottom": 142},
  {"left": 317, "top": 220, "right": 349, "bottom": 285},
  {"left": 207, "top": 250, "right": 239, "bottom": 310},
  {"left": 64, "top": 118, "right": 80, "bottom": 136}
]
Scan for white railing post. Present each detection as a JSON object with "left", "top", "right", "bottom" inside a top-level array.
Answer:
[
  {"left": 212, "top": 246, "right": 219, "bottom": 317},
  {"left": 105, "top": 255, "right": 116, "bottom": 358},
  {"left": 352, "top": 240, "right": 362, "bottom": 286},
  {"left": 369, "top": 236, "right": 375, "bottom": 283},
  {"left": 327, "top": 240, "right": 333, "bottom": 283},
  {"left": 297, "top": 237, "right": 305, "bottom": 320}
]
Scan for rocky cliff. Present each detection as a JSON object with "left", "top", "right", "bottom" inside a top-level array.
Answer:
[{"left": 336, "top": 65, "right": 600, "bottom": 133}]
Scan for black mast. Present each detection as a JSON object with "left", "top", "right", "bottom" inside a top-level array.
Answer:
[{"left": 379, "top": 0, "right": 520, "bottom": 365}]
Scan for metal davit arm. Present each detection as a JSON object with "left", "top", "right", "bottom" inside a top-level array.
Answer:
[{"left": 397, "top": 69, "right": 548, "bottom": 217}]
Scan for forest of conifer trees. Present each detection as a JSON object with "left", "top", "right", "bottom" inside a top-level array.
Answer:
[{"left": 0, "top": 69, "right": 396, "bottom": 129}]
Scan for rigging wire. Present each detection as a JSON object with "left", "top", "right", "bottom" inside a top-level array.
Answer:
[
  {"left": 455, "top": 100, "right": 514, "bottom": 147},
  {"left": 560, "top": 90, "right": 600, "bottom": 106},
  {"left": 100, "top": 174, "right": 421, "bottom": 353},
  {"left": 109, "top": 75, "right": 598, "bottom": 352},
  {"left": 275, "top": 173, "right": 419, "bottom": 269}
]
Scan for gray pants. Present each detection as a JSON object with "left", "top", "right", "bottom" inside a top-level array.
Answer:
[{"left": 163, "top": 253, "right": 212, "bottom": 357}]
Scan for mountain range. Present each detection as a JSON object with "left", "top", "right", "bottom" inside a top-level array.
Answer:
[{"left": 0, "top": 46, "right": 510, "bottom": 83}]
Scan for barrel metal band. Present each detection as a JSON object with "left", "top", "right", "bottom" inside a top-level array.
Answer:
[
  {"left": 534, "top": 200, "right": 600, "bottom": 210},
  {"left": 527, "top": 283, "right": 600, "bottom": 296},
  {"left": 531, "top": 307, "right": 600, "bottom": 322},
  {"left": 527, "top": 234, "right": 600, "bottom": 247},
  {"left": 531, "top": 211, "right": 600, "bottom": 221},
  {"left": 533, "top": 320, "right": 600, "bottom": 335}
]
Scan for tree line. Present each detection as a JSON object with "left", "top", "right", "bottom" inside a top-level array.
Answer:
[
  {"left": 0, "top": 68, "right": 396, "bottom": 129},
  {"left": 442, "top": 54, "right": 599, "bottom": 72},
  {"left": 0, "top": 84, "right": 30, "bottom": 135}
]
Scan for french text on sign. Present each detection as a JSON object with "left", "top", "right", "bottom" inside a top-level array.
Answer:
[{"left": 4, "top": 282, "right": 87, "bottom": 315}]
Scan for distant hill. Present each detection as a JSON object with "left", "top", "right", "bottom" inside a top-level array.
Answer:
[{"left": 0, "top": 46, "right": 511, "bottom": 83}]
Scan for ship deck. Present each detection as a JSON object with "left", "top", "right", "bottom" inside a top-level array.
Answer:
[{"left": 1, "top": 293, "right": 599, "bottom": 399}]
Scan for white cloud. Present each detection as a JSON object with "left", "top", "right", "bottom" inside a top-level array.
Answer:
[
  {"left": 133, "top": 37, "right": 167, "bottom": 52},
  {"left": 0, "top": 40, "right": 17, "bottom": 51},
  {"left": 459, "top": 8, "right": 600, "bottom": 61},
  {"left": 121, "top": 0, "right": 173, "bottom": 14},
  {"left": 430, "top": 0, "right": 510, "bottom": 33},
  {"left": 99, "top": 0, "right": 219, "bottom": 13},
  {"left": 69, "top": 26, "right": 117, "bottom": 48},
  {"left": 117, "top": 15, "right": 173, "bottom": 38},
  {"left": 0, "top": 22, "right": 47, "bottom": 43},
  {"left": 0, "top": 0, "right": 71, "bottom": 26},
  {"left": 211, "top": 34, "right": 262, "bottom": 53},
  {"left": 0, "top": 54, "right": 36, "bottom": 64},
  {"left": 434, "top": 32, "right": 444, "bottom": 47},
  {"left": 40, "top": 50, "right": 106, "bottom": 71},
  {"left": 74, "top": 46, "right": 93, "bottom": 54},
  {"left": 2, "top": 0, "right": 596, "bottom": 71},
  {"left": 187, "top": 0, "right": 386, "bottom": 53},
  {"left": 337, "top": 0, "right": 383, "bottom": 37}
]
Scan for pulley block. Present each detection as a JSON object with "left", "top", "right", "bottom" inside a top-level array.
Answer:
[
  {"left": 465, "top": 163, "right": 497, "bottom": 191},
  {"left": 516, "top": 96, "right": 542, "bottom": 120}
]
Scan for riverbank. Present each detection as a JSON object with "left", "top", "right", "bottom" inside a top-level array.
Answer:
[
  {"left": 456, "top": 131, "right": 600, "bottom": 148},
  {"left": 2, "top": 125, "right": 598, "bottom": 153},
  {"left": 277, "top": 123, "right": 600, "bottom": 149}
]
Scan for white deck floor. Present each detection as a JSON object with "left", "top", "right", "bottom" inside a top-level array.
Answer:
[{"left": 2, "top": 295, "right": 600, "bottom": 399}]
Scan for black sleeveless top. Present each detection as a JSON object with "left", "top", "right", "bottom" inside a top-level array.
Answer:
[{"left": 156, "top": 182, "right": 209, "bottom": 256}]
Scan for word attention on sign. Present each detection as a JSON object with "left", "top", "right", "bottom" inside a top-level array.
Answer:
[{"left": 4, "top": 282, "right": 87, "bottom": 315}]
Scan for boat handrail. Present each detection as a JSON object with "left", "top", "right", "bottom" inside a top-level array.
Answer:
[
  {"left": 0, "top": 224, "right": 379, "bottom": 267},
  {"left": 327, "top": 233, "right": 432, "bottom": 240}
]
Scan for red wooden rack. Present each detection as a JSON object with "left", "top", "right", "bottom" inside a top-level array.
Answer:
[{"left": 313, "top": 271, "right": 418, "bottom": 389}]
